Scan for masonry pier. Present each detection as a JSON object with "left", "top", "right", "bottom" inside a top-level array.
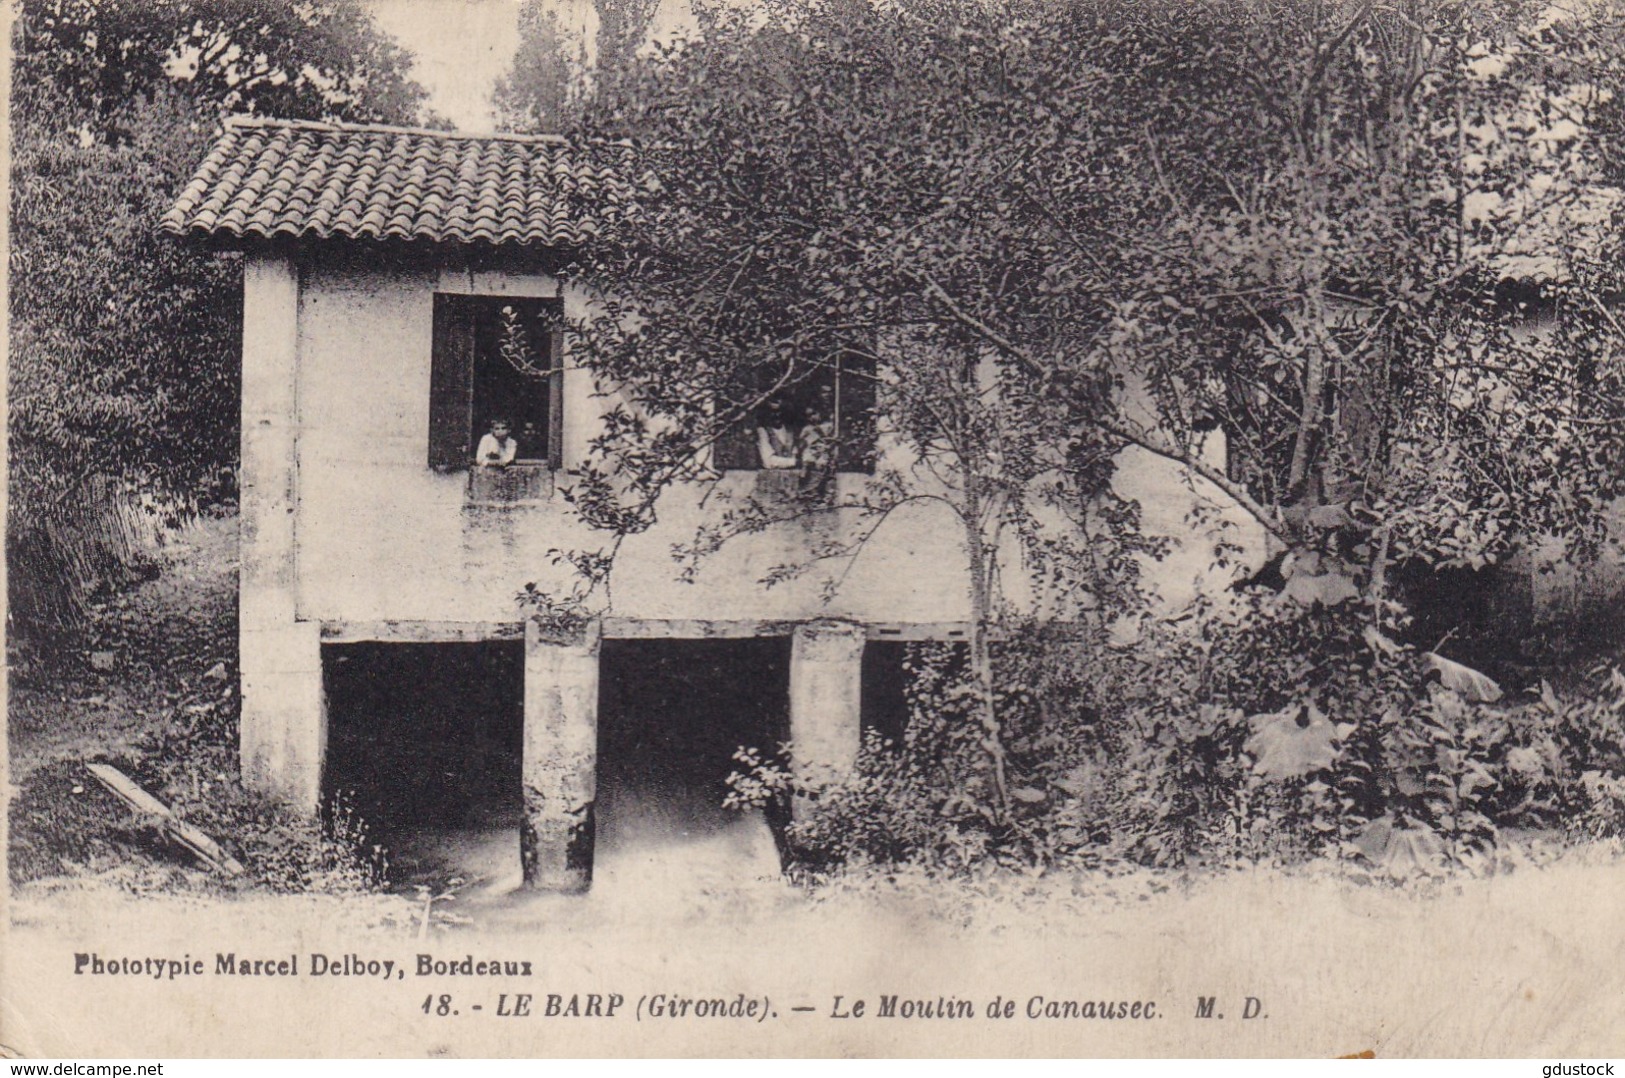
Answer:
[
  {"left": 521, "top": 619, "right": 601, "bottom": 891},
  {"left": 787, "top": 621, "right": 868, "bottom": 821}
]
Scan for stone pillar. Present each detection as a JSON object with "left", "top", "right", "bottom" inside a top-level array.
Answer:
[
  {"left": 240, "top": 621, "right": 326, "bottom": 811},
  {"left": 521, "top": 618, "right": 601, "bottom": 891},
  {"left": 240, "top": 254, "right": 300, "bottom": 630},
  {"left": 238, "top": 253, "right": 327, "bottom": 812},
  {"left": 789, "top": 620, "right": 866, "bottom": 820}
]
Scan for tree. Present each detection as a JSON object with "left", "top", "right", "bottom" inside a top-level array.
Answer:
[
  {"left": 594, "top": 0, "right": 663, "bottom": 72},
  {"left": 538, "top": 0, "right": 1184, "bottom": 820},
  {"left": 525, "top": 0, "right": 1625, "bottom": 830},
  {"left": 1057, "top": 0, "right": 1625, "bottom": 606},
  {"left": 496, "top": 0, "right": 666, "bottom": 134},
  {"left": 494, "top": 0, "right": 589, "bottom": 132},
  {"left": 8, "top": 0, "right": 428, "bottom": 633},
  {"left": 13, "top": 0, "right": 425, "bottom": 130}
]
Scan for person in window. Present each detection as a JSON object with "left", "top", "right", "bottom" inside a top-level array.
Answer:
[
  {"left": 756, "top": 398, "right": 802, "bottom": 469},
  {"left": 517, "top": 419, "right": 544, "bottom": 462},
  {"left": 797, "top": 389, "right": 836, "bottom": 497},
  {"left": 799, "top": 387, "right": 836, "bottom": 465},
  {"left": 475, "top": 417, "right": 518, "bottom": 468}
]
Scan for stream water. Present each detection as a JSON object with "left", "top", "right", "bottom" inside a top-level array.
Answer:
[{"left": 326, "top": 638, "right": 796, "bottom": 909}]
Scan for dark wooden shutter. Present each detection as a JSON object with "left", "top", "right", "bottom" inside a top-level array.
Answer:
[
  {"left": 713, "top": 364, "right": 765, "bottom": 471},
  {"left": 429, "top": 294, "right": 475, "bottom": 470},
  {"left": 547, "top": 323, "right": 565, "bottom": 470},
  {"left": 835, "top": 349, "right": 877, "bottom": 473},
  {"left": 713, "top": 412, "right": 758, "bottom": 470}
]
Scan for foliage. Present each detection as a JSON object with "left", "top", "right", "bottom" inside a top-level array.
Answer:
[
  {"left": 543, "top": 0, "right": 1625, "bottom": 592},
  {"left": 1123, "top": 605, "right": 1624, "bottom": 878},
  {"left": 495, "top": 0, "right": 665, "bottom": 133},
  {"left": 594, "top": 0, "right": 664, "bottom": 72},
  {"left": 9, "top": 0, "right": 427, "bottom": 635},
  {"left": 9, "top": 85, "right": 242, "bottom": 522},
  {"left": 516, "top": 546, "right": 614, "bottom": 638},
  {"left": 502, "top": 0, "right": 1625, "bottom": 882},
  {"left": 550, "top": 0, "right": 1625, "bottom": 874},
  {"left": 732, "top": 590, "right": 1625, "bottom": 881},
  {"left": 529, "top": 0, "right": 1204, "bottom": 820},
  {"left": 1074, "top": 0, "right": 1625, "bottom": 575},
  {"left": 497, "top": 304, "right": 553, "bottom": 378},
  {"left": 10, "top": 657, "right": 386, "bottom": 895},
  {"left": 1550, "top": 667, "right": 1625, "bottom": 840},
  {"left": 129, "top": 656, "right": 388, "bottom": 893},
  {"left": 726, "top": 644, "right": 1021, "bottom": 872},
  {"left": 13, "top": 0, "right": 426, "bottom": 128},
  {"left": 494, "top": 0, "right": 590, "bottom": 133}
]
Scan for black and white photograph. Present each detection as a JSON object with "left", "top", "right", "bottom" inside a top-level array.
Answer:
[{"left": 4, "top": 0, "right": 1625, "bottom": 1059}]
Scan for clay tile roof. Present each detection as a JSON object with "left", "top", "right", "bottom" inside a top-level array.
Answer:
[{"left": 162, "top": 116, "right": 636, "bottom": 247}]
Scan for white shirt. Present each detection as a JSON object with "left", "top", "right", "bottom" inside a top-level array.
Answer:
[
  {"left": 475, "top": 433, "right": 517, "bottom": 466},
  {"left": 757, "top": 425, "right": 799, "bottom": 469}
]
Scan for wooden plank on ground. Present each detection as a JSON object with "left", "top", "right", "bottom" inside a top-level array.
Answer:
[{"left": 86, "top": 763, "right": 246, "bottom": 877}]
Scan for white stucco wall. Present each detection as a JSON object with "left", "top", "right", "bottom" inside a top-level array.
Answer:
[
  {"left": 1527, "top": 498, "right": 1625, "bottom": 622},
  {"left": 1113, "top": 434, "right": 1270, "bottom": 612},
  {"left": 276, "top": 249, "right": 1260, "bottom": 630},
  {"left": 287, "top": 250, "right": 976, "bottom": 626}
]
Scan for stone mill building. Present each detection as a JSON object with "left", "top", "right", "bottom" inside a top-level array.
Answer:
[{"left": 162, "top": 116, "right": 1256, "bottom": 891}]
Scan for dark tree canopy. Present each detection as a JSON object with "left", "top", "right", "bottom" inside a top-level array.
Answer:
[
  {"left": 594, "top": 0, "right": 663, "bottom": 72},
  {"left": 504, "top": 0, "right": 1625, "bottom": 810},
  {"left": 558, "top": 0, "right": 1625, "bottom": 587},
  {"left": 9, "top": 0, "right": 428, "bottom": 513}
]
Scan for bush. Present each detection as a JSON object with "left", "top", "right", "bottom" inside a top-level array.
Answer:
[
  {"left": 128, "top": 675, "right": 388, "bottom": 894},
  {"left": 1074, "top": 596, "right": 1625, "bottom": 878},
  {"left": 729, "top": 593, "right": 1625, "bottom": 883},
  {"left": 728, "top": 643, "right": 1037, "bottom": 874}
]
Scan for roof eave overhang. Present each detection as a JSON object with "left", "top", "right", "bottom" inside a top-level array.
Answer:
[{"left": 161, "top": 227, "right": 588, "bottom": 270}]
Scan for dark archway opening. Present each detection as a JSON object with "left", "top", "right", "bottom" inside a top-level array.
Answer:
[
  {"left": 595, "top": 638, "right": 790, "bottom": 879},
  {"left": 861, "top": 641, "right": 911, "bottom": 748},
  {"left": 1389, "top": 560, "right": 1535, "bottom": 688},
  {"left": 322, "top": 640, "right": 524, "bottom": 891}
]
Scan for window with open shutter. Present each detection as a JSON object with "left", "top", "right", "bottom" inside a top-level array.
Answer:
[
  {"left": 711, "top": 364, "right": 774, "bottom": 471},
  {"left": 428, "top": 293, "right": 563, "bottom": 471},
  {"left": 711, "top": 351, "right": 877, "bottom": 474}
]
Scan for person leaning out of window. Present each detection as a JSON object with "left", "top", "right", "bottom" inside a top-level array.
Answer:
[
  {"left": 756, "top": 398, "right": 801, "bottom": 469},
  {"left": 475, "top": 416, "right": 518, "bottom": 467}
]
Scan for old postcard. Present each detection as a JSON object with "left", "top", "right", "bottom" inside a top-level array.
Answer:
[{"left": 6, "top": 0, "right": 1625, "bottom": 1059}]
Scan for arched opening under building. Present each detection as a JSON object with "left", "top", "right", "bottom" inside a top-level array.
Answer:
[
  {"left": 322, "top": 640, "right": 524, "bottom": 892},
  {"left": 594, "top": 637, "right": 791, "bottom": 887}
]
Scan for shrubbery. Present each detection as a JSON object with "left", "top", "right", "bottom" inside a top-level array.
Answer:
[
  {"left": 9, "top": 663, "right": 388, "bottom": 895},
  {"left": 730, "top": 595, "right": 1625, "bottom": 882},
  {"left": 132, "top": 684, "right": 389, "bottom": 894}
]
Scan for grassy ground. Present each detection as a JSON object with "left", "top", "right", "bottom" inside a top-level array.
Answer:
[
  {"left": 7, "top": 513, "right": 375, "bottom": 894},
  {"left": 8, "top": 513, "right": 235, "bottom": 786},
  {"left": 8, "top": 514, "right": 231, "bottom": 885}
]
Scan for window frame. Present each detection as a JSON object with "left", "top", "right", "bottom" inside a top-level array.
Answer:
[
  {"left": 711, "top": 348, "right": 877, "bottom": 475},
  {"left": 428, "top": 292, "right": 565, "bottom": 473}
]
